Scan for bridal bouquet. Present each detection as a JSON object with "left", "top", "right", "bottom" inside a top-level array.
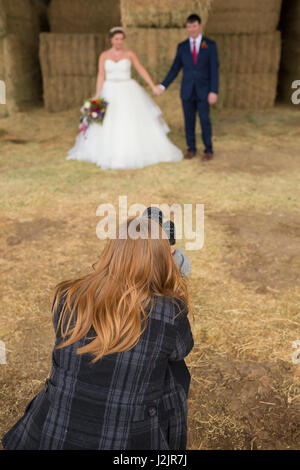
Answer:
[{"left": 79, "top": 97, "right": 108, "bottom": 136}]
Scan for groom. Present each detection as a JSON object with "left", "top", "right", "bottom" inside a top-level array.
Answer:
[{"left": 155, "top": 14, "right": 219, "bottom": 161}]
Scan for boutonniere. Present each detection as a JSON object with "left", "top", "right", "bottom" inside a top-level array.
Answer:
[{"left": 201, "top": 40, "right": 208, "bottom": 49}]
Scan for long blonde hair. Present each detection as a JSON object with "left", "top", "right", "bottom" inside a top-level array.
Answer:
[{"left": 52, "top": 216, "right": 191, "bottom": 363}]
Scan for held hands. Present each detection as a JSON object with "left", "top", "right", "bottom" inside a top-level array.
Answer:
[
  {"left": 208, "top": 92, "right": 218, "bottom": 105},
  {"left": 152, "top": 87, "right": 216, "bottom": 101},
  {"left": 152, "top": 85, "right": 164, "bottom": 96}
]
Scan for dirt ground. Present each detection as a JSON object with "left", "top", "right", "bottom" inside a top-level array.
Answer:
[{"left": 0, "top": 101, "right": 300, "bottom": 449}]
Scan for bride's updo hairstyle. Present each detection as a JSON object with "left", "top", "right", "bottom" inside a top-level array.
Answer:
[{"left": 109, "top": 26, "right": 126, "bottom": 39}]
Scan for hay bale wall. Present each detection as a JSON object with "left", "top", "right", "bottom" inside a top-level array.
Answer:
[
  {"left": 205, "top": 0, "right": 282, "bottom": 34},
  {"left": 121, "top": 0, "right": 282, "bottom": 110},
  {"left": 42, "top": 76, "right": 96, "bottom": 112},
  {"left": 278, "top": 0, "right": 300, "bottom": 105},
  {"left": 39, "top": 27, "right": 280, "bottom": 112},
  {"left": 121, "top": 0, "right": 212, "bottom": 28},
  {"left": 125, "top": 28, "right": 187, "bottom": 85},
  {"left": 211, "top": 31, "right": 281, "bottom": 108},
  {"left": 124, "top": 28, "right": 281, "bottom": 109},
  {"left": 203, "top": 0, "right": 283, "bottom": 108},
  {"left": 0, "top": 0, "right": 41, "bottom": 117},
  {"left": 216, "top": 72, "right": 279, "bottom": 109},
  {"left": 48, "top": 0, "right": 121, "bottom": 33},
  {"left": 39, "top": 33, "right": 110, "bottom": 111}
]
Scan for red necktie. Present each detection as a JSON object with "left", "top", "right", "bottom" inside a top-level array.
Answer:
[{"left": 192, "top": 39, "right": 197, "bottom": 65}]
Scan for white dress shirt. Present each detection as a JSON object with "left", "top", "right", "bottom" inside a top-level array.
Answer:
[
  {"left": 159, "top": 34, "right": 203, "bottom": 90},
  {"left": 189, "top": 33, "right": 202, "bottom": 54}
]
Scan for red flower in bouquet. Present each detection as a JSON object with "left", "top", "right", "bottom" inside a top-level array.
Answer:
[{"left": 79, "top": 97, "right": 109, "bottom": 136}]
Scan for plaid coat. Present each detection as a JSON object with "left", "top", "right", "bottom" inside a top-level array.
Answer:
[{"left": 2, "top": 295, "right": 194, "bottom": 450}]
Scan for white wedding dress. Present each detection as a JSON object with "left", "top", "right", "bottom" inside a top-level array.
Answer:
[{"left": 66, "top": 58, "right": 183, "bottom": 170}]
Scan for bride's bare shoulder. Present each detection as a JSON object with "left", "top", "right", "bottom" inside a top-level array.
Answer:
[
  {"left": 98, "top": 50, "right": 111, "bottom": 65},
  {"left": 126, "top": 50, "right": 139, "bottom": 60},
  {"left": 100, "top": 50, "right": 110, "bottom": 59}
]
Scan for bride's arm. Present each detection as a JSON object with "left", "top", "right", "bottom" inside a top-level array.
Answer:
[
  {"left": 129, "top": 51, "right": 156, "bottom": 93},
  {"left": 95, "top": 53, "right": 106, "bottom": 97}
]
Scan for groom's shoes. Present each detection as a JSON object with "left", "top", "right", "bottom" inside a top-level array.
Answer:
[
  {"left": 184, "top": 151, "right": 197, "bottom": 159},
  {"left": 202, "top": 152, "right": 214, "bottom": 161}
]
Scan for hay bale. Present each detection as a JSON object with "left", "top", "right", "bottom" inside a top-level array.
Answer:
[
  {"left": 0, "top": 0, "right": 41, "bottom": 116},
  {"left": 95, "top": 33, "right": 111, "bottom": 58},
  {"left": 211, "top": 31, "right": 281, "bottom": 74},
  {"left": 125, "top": 28, "right": 280, "bottom": 109},
  {"left": 210, "top": 0, "right": 282, "bottom": 11},
  {"left": 0, "top": 3, "right": 6, "bottom": 38},
  {"left": 39, "top": 27, "right": 281, "bottom": 112},
  {"left": 205, "top": 0, "right": 283, "bottom": 34},
  {"left": 0, "top": 36, "right": 4, "bottom": 77},
  {"left": 217, "top": 72, "right": 279, "bottom": 109},
  {"left": 42, "top": 76, "right": 96, "bottom": 112},
  {"left": 39, "top": 33, "right": 106, "bottom": 77},
  {"left": 125, "top": 29, "right": 281, "bottom": 83},
  {"left": 3, "top": 34, "right": 42, "bottom": 113},
  {"left": 125, "top": 28, "right": 187, "bottom": 85},
  {"left": 39, "top": 32, "right": 110, "bottom": 112},
  {"left": 1, "top": 0, "right": 39, "bottom": 45},
  {"left": 121, "top": 0, "right": 212, "bottom": 28},
  {"left": 48, "top": 0, "right": 121, "bottom": 33}
]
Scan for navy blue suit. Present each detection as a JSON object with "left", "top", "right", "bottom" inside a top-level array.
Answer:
[{"left": 161, "top": 36, "right": 219, "bottom": 154}]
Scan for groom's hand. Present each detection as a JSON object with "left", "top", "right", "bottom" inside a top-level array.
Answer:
[{"left": 208, "top": 92, "right": 218, "bottom": 105}]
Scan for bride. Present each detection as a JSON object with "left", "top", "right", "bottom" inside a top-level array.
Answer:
[{"left": 66, "top": 26, "right": 183, "bottom": 170}]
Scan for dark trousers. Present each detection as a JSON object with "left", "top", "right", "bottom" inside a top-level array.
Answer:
[{"left": 181, "top": 87, "right": 213, "bottom": 154}]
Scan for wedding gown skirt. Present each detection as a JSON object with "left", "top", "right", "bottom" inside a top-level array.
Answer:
[{"left": 66, "top": 58, "right": 183, "bottom": 170}]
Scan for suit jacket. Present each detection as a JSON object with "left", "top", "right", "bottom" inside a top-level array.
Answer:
[
  {"left": 161, "top": 36, "right": 219, "bottom": 100},
  {"left": 1, "top": 295, "right": 194, "bottom": 450}
]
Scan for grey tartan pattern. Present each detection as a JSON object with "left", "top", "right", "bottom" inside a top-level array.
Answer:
[{"left": 2, "top": 295, "right": 194, "bottom": 450}]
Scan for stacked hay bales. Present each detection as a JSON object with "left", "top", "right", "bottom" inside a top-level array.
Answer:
[
  {"left": 124, "top": 28, "right": 187, "bottom": 85},
  {"left": 278, "top": 0, "right": 300, "bottom": 106},
  {"left": 39, "top": 0, "right": 284, "bottom": 113},
  {"left": 121, "top": 1, "right": 212, "bottom": 128},
  {"left": 40, "top": 0, "right": 120, "bottom": 111},
  {"left": 0, "top": 0, "right": 41, "bottom": 117},
  {"left": 39, "top": 33, "right": 110, "bottom": 111},
  {"left": 208, "top": 31, "right": 282, "bottom": 108},
  {"left": 48, "top": 0, "right": 121, "bottom": 33},
  {"left": 205, "top": 0, "right": 283, "bottom": 34},
  {"left": 122, "top": 0, "right": 282, "bottom": 111},
  {"left": 204, "top": 0, "right": 283, "bottom": 108},
  {"left": 121, "top": 0, "right": 212, "bottom": 28}
]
